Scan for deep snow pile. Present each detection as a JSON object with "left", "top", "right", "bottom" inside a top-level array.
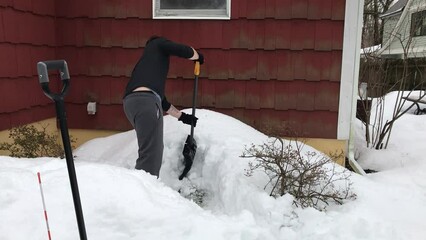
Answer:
[
  {"left": 354, "top": 91, "right": 426, "bottom": 170},
  {"left": 1, "top": 106, "right": 426, "bottom": 240}
]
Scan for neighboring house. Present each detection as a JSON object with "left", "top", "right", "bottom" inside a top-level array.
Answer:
[
  {"left": 0, "top": 1, "right": 364, "bottom": 168},
  {"left": 380, "top": 0, "right": 426, "bottom": 58}
]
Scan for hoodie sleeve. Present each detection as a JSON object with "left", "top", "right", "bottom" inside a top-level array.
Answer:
[
  {"left": 161, "top": 96, "right": 171, "bottom": 112},
  {"left": 159, "top": 39, "right": 194, "bottom": 59}
]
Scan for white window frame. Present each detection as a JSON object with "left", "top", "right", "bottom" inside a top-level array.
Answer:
[{"left": 153, "top": 0, "right": 231, "bottom": 20}]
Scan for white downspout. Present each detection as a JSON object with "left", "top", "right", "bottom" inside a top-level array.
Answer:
[{"left": 339, "top": 0, "right": 366, "bottom": 175}]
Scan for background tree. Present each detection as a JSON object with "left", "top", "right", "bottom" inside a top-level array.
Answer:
[
  {"left": 362, "top": 0, "right": 394, "bottom": 47},
  {"left": 359, "top": 1, "right": 426, "bottom": 150}
]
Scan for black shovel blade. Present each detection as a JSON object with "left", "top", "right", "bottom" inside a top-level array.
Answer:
[{"left": 179, "top": 135, "right": 197, "bottom": 180}]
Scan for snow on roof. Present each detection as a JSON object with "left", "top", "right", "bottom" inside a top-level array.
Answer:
[
  {"left": 361, "top": 44, "right": 382, "bottom": 56},
  {"left": 380, "top": 0, "right": 408, "bottom": 18}
]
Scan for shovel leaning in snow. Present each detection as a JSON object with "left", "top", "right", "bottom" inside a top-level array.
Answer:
[
  {"left": 179, "top": 61, "right": 200, "bottom": 180},
  {"left": 37, "top": 60, "right": 88, "bottom": 240}
]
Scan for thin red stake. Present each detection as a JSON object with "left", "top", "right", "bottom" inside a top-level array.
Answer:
[{"left": 37, "top": 172, "right": 52, "bottom": 240}]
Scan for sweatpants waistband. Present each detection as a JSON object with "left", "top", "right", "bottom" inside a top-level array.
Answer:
[{"left": 125, "top": 90, "right": 161, "bottom": 102}]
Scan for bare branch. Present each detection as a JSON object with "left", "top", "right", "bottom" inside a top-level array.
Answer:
[{"left": 242, "top": 137, "right": 356, "bottom": 211}]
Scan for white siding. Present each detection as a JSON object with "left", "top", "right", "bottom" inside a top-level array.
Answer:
[
  {"left": 382, "top": 16, "right": 400, "bottom": 44},
  {"left": 389, "top": 11, "right": 411, "bottom": 51},
  {"left": 383, "top": 0, "right": 426, "bottom": 58}
]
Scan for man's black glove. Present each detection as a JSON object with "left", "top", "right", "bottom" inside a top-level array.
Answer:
[
  {"left": 196, "top": 52, "right": 204, "bottom": 65},
  {"left": 178, "top": 113, "right": 198, "bottom": 127}
]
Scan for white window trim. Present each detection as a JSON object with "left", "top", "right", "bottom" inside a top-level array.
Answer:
[{"left": 152, "top": 0, "right": 231, "bottom": 20}]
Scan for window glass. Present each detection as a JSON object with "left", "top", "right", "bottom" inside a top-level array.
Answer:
[
  {"left": 153, "top": 0, "right": 230, "bottom": 19},
  {"left": 161, "top": 0, "right": 226, "bottom": 10},
  {"left": 423, "top": 17, "right": 426, "bottom": 35},
  {"left": 411, "top": 10, "right": 426, "bottom": 37}
]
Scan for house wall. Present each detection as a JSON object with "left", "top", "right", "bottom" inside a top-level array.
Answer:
[
  {"left": 384, "top": 0, "right": 426, "bottom": 57},
  {"left": 0, "top": 1, "right": 57, "bottom": 131},
  {"left": 388, "top": 9, "right": 411, "bottom": 52},
  {"left": 53, "top": 0, "right": 346, "bottom": 139},
  {"left": 0, "top": 0, "right": 347, "bottom": 140},
  {"left": 0, "top": 118, "right": 57, "bottom": 156},
  {"left": 0, "top": 118, "right": 120, "bottom": 155},
  {"left": 382, "top": 15, "right": 400, "bottom": 44},
  {"left": 0, "top": 117, "right": 345, "bottom": 165}
]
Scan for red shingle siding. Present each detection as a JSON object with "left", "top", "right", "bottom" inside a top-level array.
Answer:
[
  {"left": 275, "top": 0, "right": 292, "bottom": 19},
  {"left": 2, "top": 8, "right": 19, "bottom": 42},
  {"left": 32, "top": 0, "right": 56, "bottom": 16},
  {"left": 1, "top": 0, "right": 346, "bottom": 138},
  {"left": 0, "top": 3, "right": 57, "bottom": 129},
  {"left": 0, "top": 10, "right": 4, "bottom": 42},
  {"left": 292, "top": 0, "right": 309, "bottom": 19},
  {"left": 65, "top": 103, "right": 128, "bottom": 130},
  {"left": 11, "top": 0, "right": 31, "bottom": 12},
  {"left": 308, "top": 0, "right": 333, "bottom": 20},
  {"left": 332, "top": 0, "right": 346, "bottom": 21}
]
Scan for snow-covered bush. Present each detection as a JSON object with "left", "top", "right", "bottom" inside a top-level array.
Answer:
[
  {"left": 0, "top": 124, "right": 75, "bottom": 158},
  {"left": 242, "top": 137, "right": 356, "bottom": 211}
]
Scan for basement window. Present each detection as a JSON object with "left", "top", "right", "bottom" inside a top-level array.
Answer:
[
  {"left": 153, "top": 0, "right": 230, "bottom": 20},
  {"left": 411, "top": 10, "right": 426, "bottom": 37}
]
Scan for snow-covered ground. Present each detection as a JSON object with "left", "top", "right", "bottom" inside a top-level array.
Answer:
[{"left": 1, "top": 92, "right": 426, "bottom": 240}]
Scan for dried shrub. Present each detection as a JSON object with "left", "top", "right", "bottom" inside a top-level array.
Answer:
[
  {"left": 0, "top": 124, "right": 76, "bottom": 158},
  {"left": 242, "top": 137, "right": 356, "bottom": 211}
]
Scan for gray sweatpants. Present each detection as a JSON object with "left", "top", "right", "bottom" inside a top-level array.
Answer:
[{"left": 123, "top": 92, "right": 164, "bottom": 177}]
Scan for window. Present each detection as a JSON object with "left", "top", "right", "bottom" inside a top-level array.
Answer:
[
  {"left": 153, "top": 0, "right": 230, "bottom": 19},
  {"left": 411, "top": 10, "right": 426, "bottom": 37}
]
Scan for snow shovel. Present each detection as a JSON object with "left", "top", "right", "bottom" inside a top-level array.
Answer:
[
  {"left": 37, "top": 60, "right": 88, "bottom": 240},
  {"left": 179, "top": 61, "right": 200, "bottom": 180}
]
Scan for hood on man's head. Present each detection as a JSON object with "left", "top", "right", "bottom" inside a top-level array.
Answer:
[{"left": 146, "top": 35, "right": 161, "bottom": 45}]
